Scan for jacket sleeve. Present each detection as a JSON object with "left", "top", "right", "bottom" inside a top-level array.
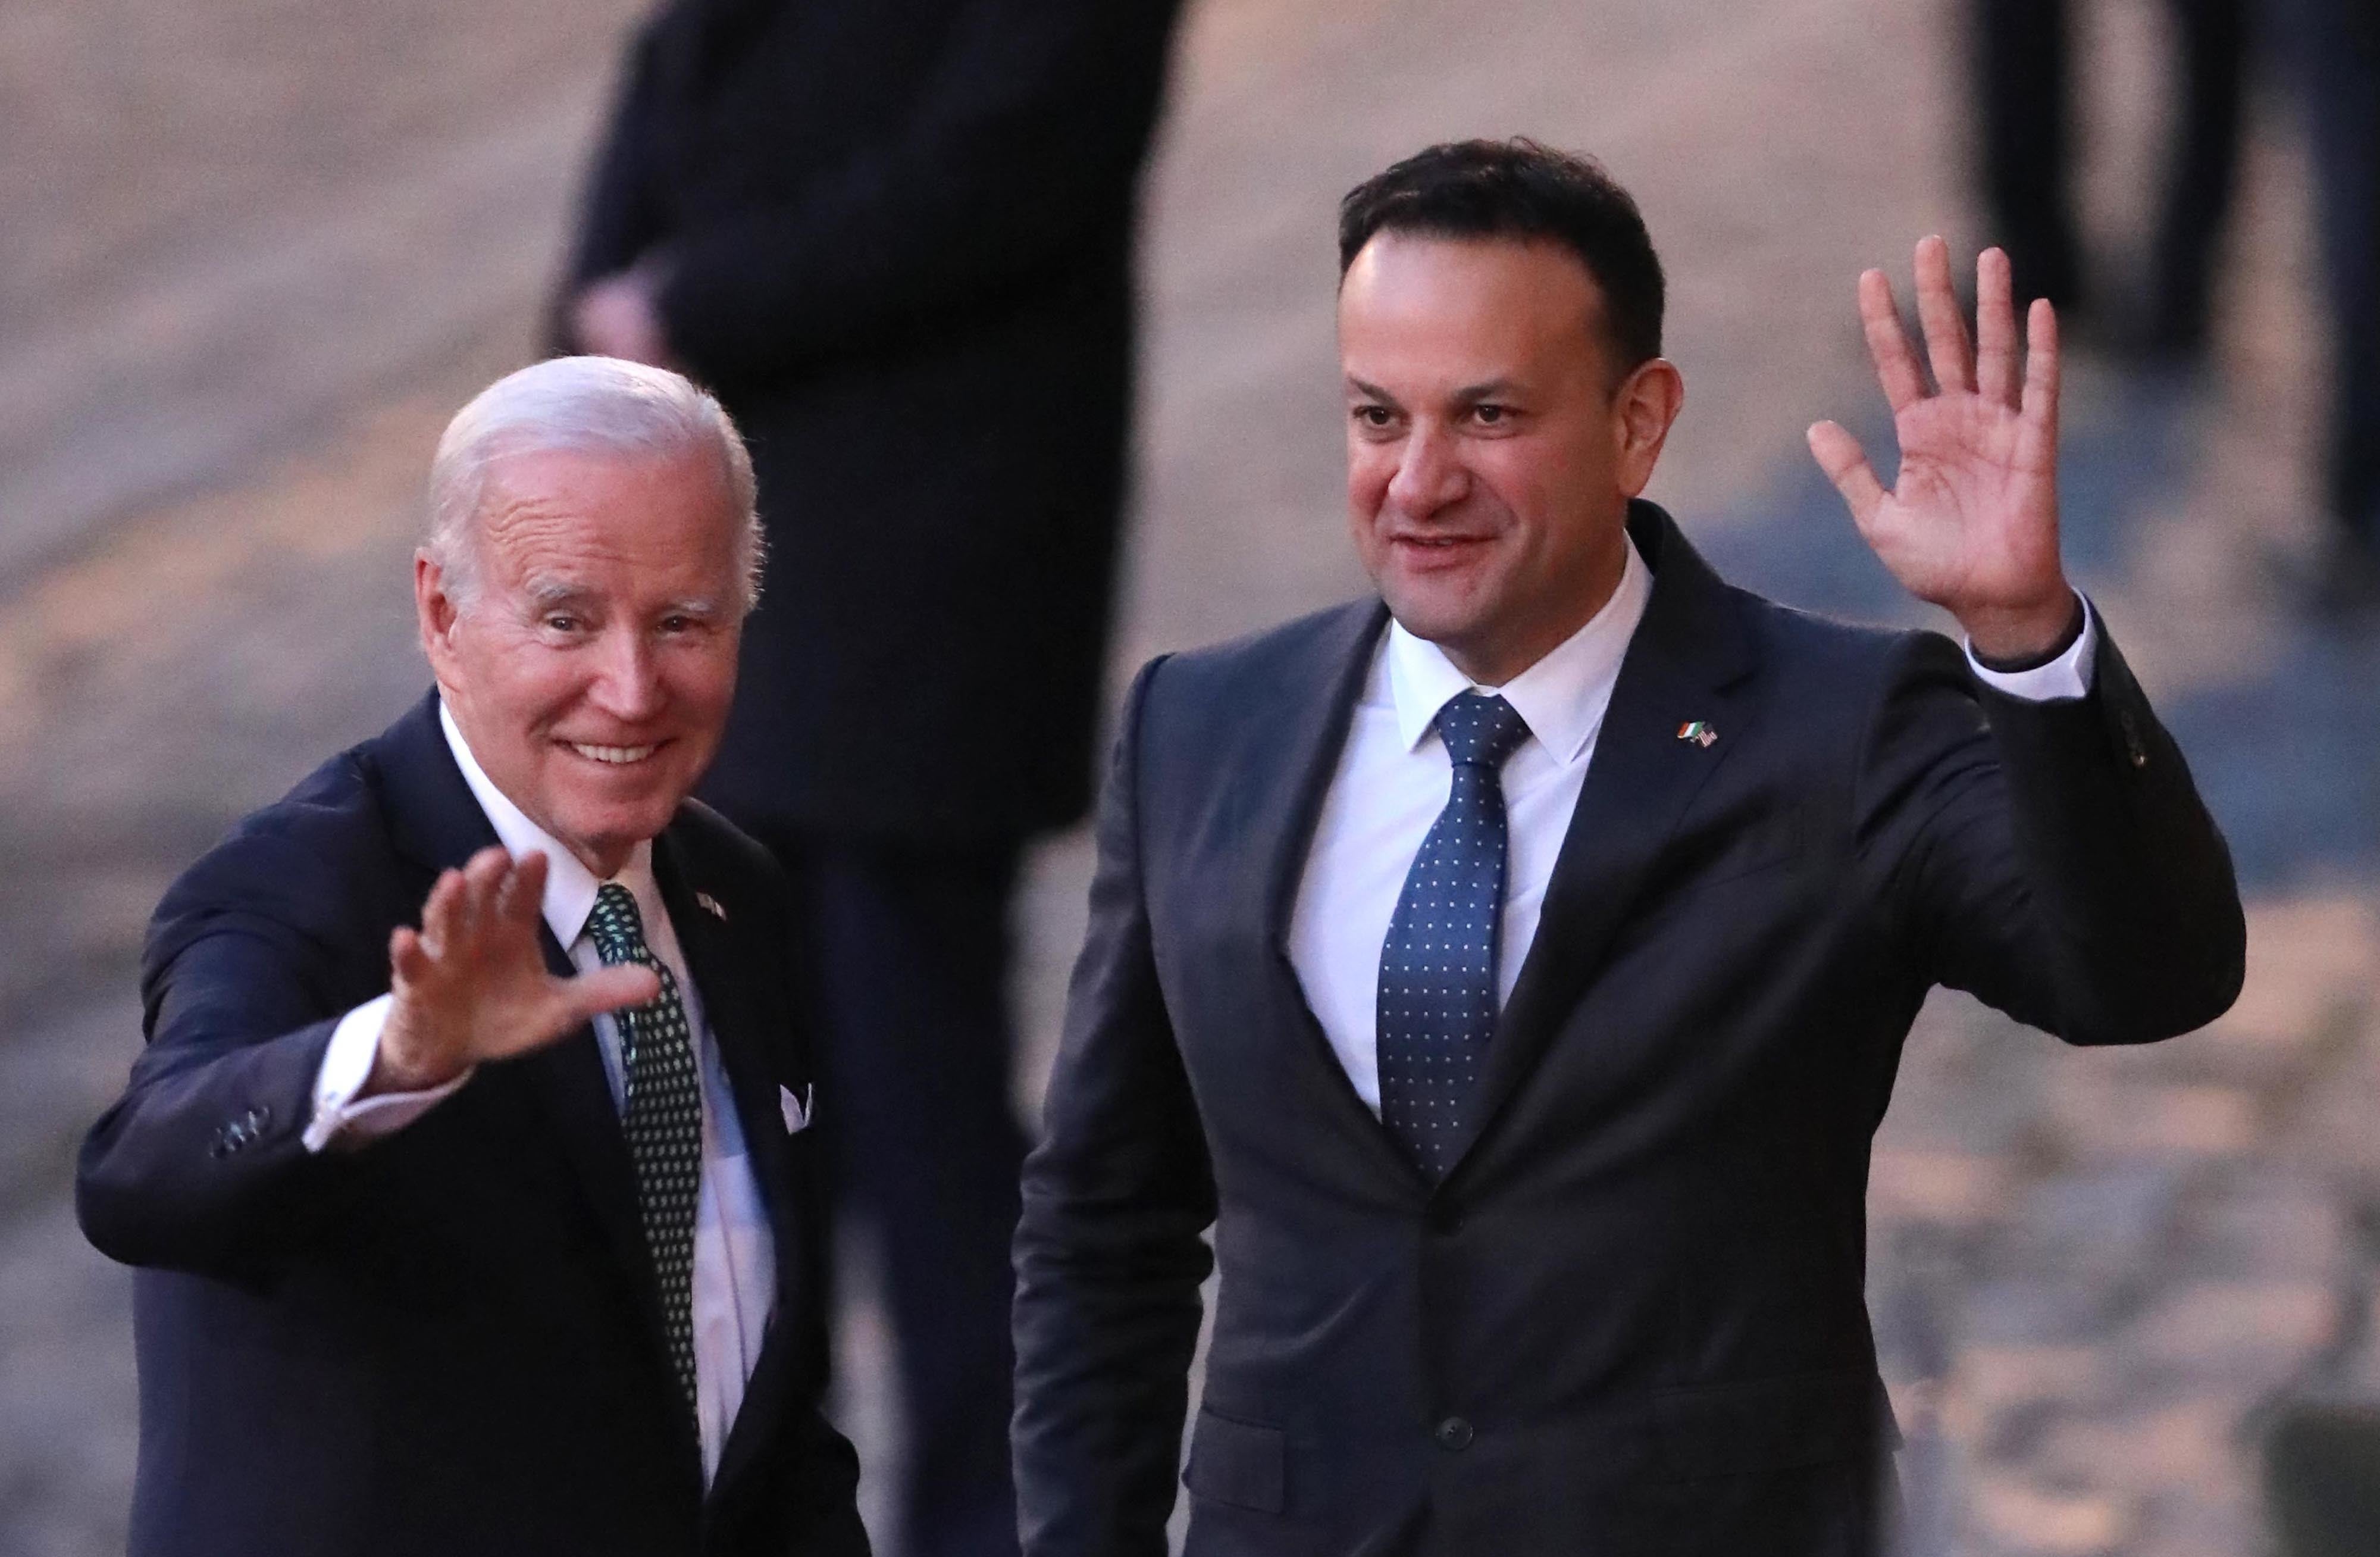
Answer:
[
  {"left": 1012, "top": 656, "right": 1217, "bottom": 1557},
  {"left": 76, "top": 828, "right": 380, "bottom": 1275},
  {"left": 653, "top": 0, "right": 1180, "bottom": 386},
  {"left": 1855, "top": 617, "right": 2246, "bottom": 1045}
]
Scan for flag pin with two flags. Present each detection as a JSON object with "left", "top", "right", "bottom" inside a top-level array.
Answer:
[{"left": 1676, "top": 720, "right": 1718, "bottom": 749}]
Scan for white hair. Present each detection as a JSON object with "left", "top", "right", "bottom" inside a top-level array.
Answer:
[{"left": 424, "top": 355, "right": 764, "bottom": 612}]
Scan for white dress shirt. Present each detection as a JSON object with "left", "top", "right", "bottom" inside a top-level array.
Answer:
[
  {"left": 1288, "top": 539, "right": 2099, "bottom": 1114},
  {"left": 304, "top": 702, "right": 776, "bottom": 1484}
]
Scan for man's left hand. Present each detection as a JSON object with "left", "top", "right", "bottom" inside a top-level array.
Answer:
[
  {"left": 571, "top": 267, "right": 676, "bottom": 369},
  {"left": 1808, "top": 237, "right": 2078, "bottom": 662}
]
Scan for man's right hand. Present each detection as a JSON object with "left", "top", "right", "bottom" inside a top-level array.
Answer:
[{"left": 367, "top": 847, "right": 661, "bottom": 1096}]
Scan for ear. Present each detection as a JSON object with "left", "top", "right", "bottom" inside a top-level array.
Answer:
[
  {"left": 414, "top": 550, "right": 464, "bottom": 685},
  {"left": 1612, "top": 358, "right": 1686, "bottom": 498}
]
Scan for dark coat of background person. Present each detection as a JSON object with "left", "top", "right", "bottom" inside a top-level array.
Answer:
[
  {"left": 558, "top": 0, "right": 1183, "bottom": 844},
  {"left": 554, "top": 7, "right": 1185, "bottom": 1554},
  {"left": 1970, "top": 0, "right": 2245, "bottom": 346},
  {"left": 1013, "top": 505, "right": 2246, "bottom": 1557},
  {"left": 76, "top": 693, "right": 868, "bottom": 1557}
]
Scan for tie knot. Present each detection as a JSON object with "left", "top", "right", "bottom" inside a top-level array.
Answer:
[
  {"left": 1435, "top": 692, "right": 1530, "bottom": 770},
  {"left": 584, "top": 881, "right": 649, "bottom": 965}
]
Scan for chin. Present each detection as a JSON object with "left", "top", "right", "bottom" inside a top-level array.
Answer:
[{"left": 1382, "top": 584, "right": 1493, "bottom": 650}]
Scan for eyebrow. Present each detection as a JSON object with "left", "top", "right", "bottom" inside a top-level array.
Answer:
[
  {"left": 1344, "top": 376, "right": 1523, "bottom": 404},
  {"left": 524, "top": 578, "right": 595, "bottom": 611},
  {"left": 522, "top": 580, "right": 725, "bottom": 624}
]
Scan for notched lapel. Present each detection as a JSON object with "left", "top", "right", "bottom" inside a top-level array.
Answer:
[
  {"left": 1449, "top": 505, "right": 1758, "bottom": 1177},
  {"left": 651, "top": 830, "right": 815, "bottom": 1507},
  {"left": 1248, "top": 605, "right": 1424, "bottom": 1163},
  {"left": 378, "top": 691, "right": 685, "bottom": 1394},
  {"left": 653, "top": 846, "right": 801, "bottom": 1217}
]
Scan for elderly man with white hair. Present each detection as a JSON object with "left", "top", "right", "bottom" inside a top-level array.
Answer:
[{"left": 78, "top": 357, "right": 870, "bottom": 1557}]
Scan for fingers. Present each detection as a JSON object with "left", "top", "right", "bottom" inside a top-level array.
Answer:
[
  {"left": 1974, "top": 246, "right": 2018, "bottom": 409},
  {"left": 493, "top": 849, "right": 548, "bottom": 933},
  {"left": 1806, "top": 421, "right": 1887, "bottom": 529},
  {"left": 389, "top": 924, "right": 433, "bottom": 989},
  {"left": 1913, "top": 235, "right": 1974, "bottom": 394},
  {"left": 1858, "top": 268, "right": 1927, "bottom": 414},
  {"left": 453, "top": 845, "right": 508, "bottom": 949},
  {"left": 419, "top": 867, "right": 466, "bottom": 959},
  {"left": 2021, "top": 296, "right": 2060, "bottom": 432}
]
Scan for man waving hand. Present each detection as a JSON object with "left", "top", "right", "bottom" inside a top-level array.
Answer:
[{"left": 1014, "top": 140, "right": 2242, "bottom": 1557}]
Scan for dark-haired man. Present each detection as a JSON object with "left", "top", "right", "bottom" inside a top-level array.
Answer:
[{"left": 1012, "top": 140, "right": 2244, "bottom": 1555}]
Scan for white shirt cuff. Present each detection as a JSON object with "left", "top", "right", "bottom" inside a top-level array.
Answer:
[
  {"left": 302, "top": 993, "right": 472, "bottom": 1152},
  {"left": 1965, "top": 594, "right": 2097, "bottom": 703}
]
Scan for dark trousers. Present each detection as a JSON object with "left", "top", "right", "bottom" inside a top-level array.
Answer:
[
  {"left": 2273, "top": 0, "right": 2380, "bottom": 545},
  {"left": 1974, "top": 0, "right": 2246, "bottom": 340},
  {"left": 758, "top": 828, "right": 1028, "bottom": 1557}
]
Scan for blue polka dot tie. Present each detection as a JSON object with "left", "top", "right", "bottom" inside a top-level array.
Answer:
[
  {"left": 1377, "top": 691, "right": 1532, "bottom": 1179},
  {"left": 585, "top": 883, "right": 703, "bottom": 1422}
]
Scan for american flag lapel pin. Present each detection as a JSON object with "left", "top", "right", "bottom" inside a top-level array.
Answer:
[
  {"left": 695, "top": 890, "right": 728, "bottom": 921},
  {"left": 1676, "top": 720, "right": 1718, "bottom": 749}
]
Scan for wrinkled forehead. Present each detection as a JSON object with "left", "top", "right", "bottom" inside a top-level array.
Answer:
[{"left": 475, "top": 444, "right": 742, "bottom": 598}]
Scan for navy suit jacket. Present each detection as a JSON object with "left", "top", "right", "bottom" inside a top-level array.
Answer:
[
  {"left": 1013, "top": 503, "right": 2246, "bottom": 1557},
  {"left": 78, "top": 692, "right": 868, "bottom": 1557}
]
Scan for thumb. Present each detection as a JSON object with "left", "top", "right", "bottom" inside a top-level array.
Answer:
[
  {"left": 487, "top": 963, "right": 666, "bottom": 1063},
  {"left": 1807, "top": 421, "right": 1887, "bottom": 530},
  {"left": 555, "top": 962, "right": 663, "bottom": 1030}
]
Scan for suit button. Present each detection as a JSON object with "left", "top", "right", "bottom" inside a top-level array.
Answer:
[
  {"left": 1427, "top": 1204, "right": 1464, "bottom": 1236},
  {"left": 1435, "top": 1416, "right": 1474, "bottom": 1451}
]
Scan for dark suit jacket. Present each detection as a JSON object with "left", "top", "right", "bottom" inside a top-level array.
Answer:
[
  {"left": 76, "top": 692, "right": 869, "bottom": 1557},
  {"left": 556, "top": 0, "right": 1183, "bottom": 843},
  {"left": 1012, "top": 504, "right": 2246, "bottom": 1557}
]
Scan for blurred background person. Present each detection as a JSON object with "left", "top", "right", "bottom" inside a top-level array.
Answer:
[
  {"left": 1969, "top": 0, "right": 2244, "bottom": 355},
  {"left": 550, "top": 4, "right": 1185, "bottom": 1555},
  {"left": 2269, "top": 0, "right": 2379, "bottom": 605}
]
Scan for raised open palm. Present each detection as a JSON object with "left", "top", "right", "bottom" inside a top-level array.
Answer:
[
  {"left": 1808, "top": 238, "right": 2078, "bottom": 661},
  {"left": 373, "top": 847, "right": 660, "bottom": 1094}
]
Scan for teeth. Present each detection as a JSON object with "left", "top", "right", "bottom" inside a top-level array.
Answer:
[{"left": 569, "top": 743, "right": 657, "bottom": 765}]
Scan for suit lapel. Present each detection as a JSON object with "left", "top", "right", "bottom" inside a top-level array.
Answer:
[
  {"left": 650, "top": 827, "right": 810, "bottom": 1506},
  {"left": 378, "top": 691, "right": 685, "bottom": 1400},
  {"left": 1236, "top": 601, "right": 1424, "bottom": 1177},
  {"left": 1446, "top": 505, "right": 1758, "bottom": 1177},
  {"left": 652, "top": 833, "right": 800, "bottom": 1242}
]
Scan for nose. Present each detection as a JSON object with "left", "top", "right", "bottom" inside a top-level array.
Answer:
[
  {"left": 588, "top": 627, "right": 665, "bottom": 723},
  {"left": 1385, "top": 422, "right": 1468, "bottom": 517}
]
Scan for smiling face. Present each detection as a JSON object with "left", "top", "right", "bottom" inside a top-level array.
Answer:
[
  {"left": 416, "top": 443, "right": 744, "bottom": 878},
  {"left": 1339, "top": 232, "right": 1682, "bottom": 685}
]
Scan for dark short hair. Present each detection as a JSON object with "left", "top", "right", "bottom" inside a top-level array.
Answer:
[{"left": 1338, "top": 139, "right": 1665, "bottom": 371}]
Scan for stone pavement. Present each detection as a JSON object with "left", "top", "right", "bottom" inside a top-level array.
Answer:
[{"left": 3, "top": 0, "right": 2375, "bottom": 1553}]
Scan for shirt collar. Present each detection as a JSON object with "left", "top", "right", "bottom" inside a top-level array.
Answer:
[
  {"left": 437, "top": 699, "right": 654, "bottom": 949},
  {"left": 1385, "top": 532, "right": 1654, "bottom": 764}
]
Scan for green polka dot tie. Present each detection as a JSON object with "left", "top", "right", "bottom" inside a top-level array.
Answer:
[
  {"left": 1377, "top": 692, "right": 1531, "bottom": 1179},
  {"left": 585, "top": 883, "right": 703, "bottom": 1422}
]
